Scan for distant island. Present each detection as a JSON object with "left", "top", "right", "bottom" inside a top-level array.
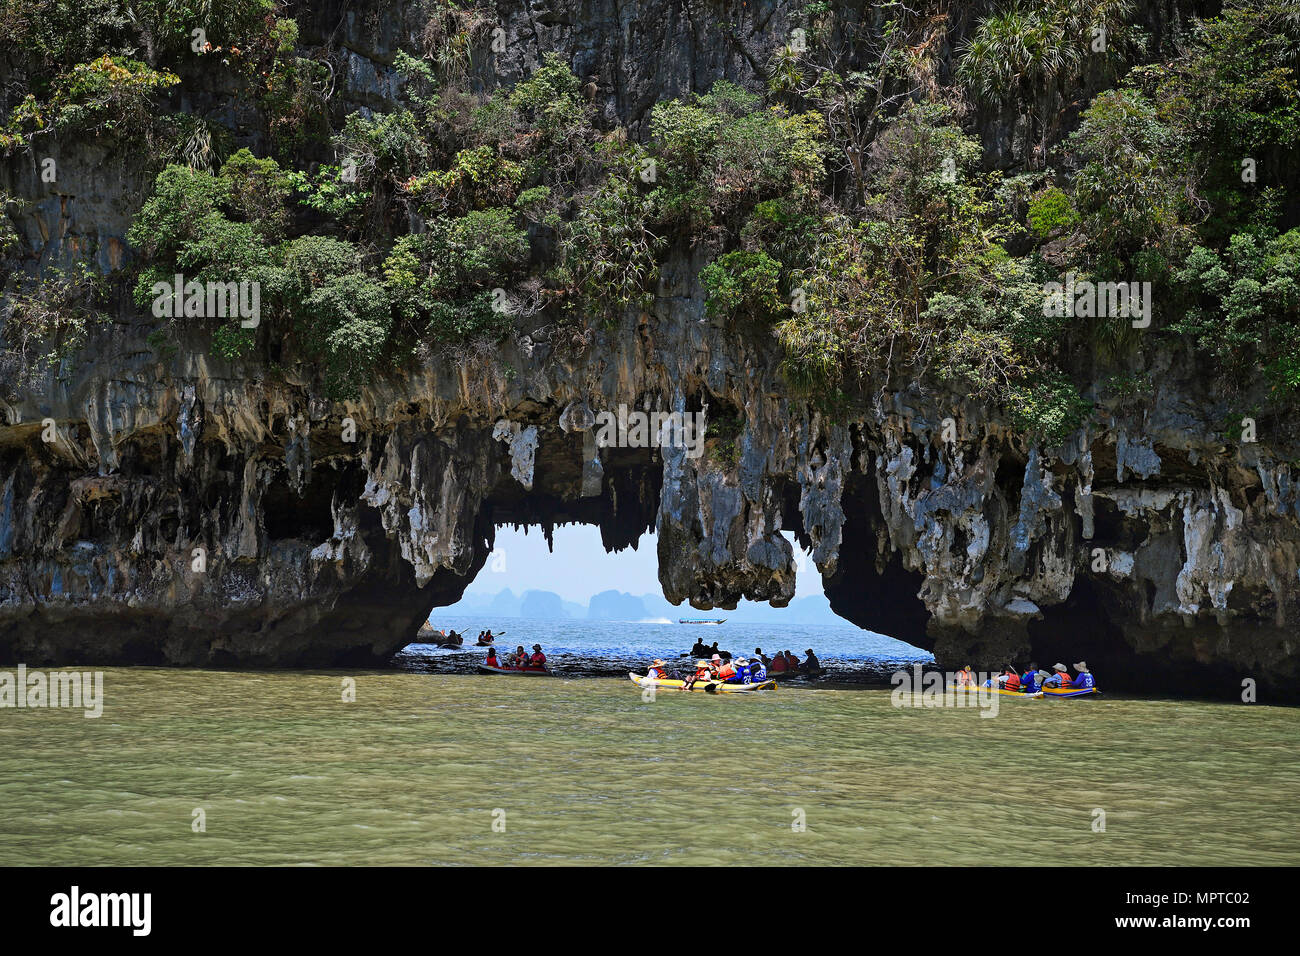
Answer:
[{"left": 438, "top": 587, "right": 849, "bottom": 625}]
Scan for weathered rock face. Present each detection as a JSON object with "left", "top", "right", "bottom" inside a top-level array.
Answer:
[
  {"left": 3, "top": 0, "right": 1297, "bottom": 699},
  {"left": 4, "top": 245, "right": 1300, "bottom": 698}
]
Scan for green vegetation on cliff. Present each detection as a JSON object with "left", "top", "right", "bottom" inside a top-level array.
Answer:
[{"left": 1, "top": 0, "right": 1299, "bottom": 440}]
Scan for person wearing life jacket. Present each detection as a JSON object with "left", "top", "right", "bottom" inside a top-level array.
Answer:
[
  {"left": 955, "top": 666, "right": 975, "bottom": 687},
  {"left": 527, "top": 644, "right": 547, "bottom": 670},
  {"left": 803, "top": 649, "right": 821, "bottom": 673},
  {"left": 1020, "top": 662, "right": 1040, "bottom": 692},
  {"left": 1042, "top": 663, "right": 1071, "bottom": 687},
  {"left": 750, "top": 654, "right": 767, "bottom": 681},
  {"left": 507, "top": 645, "right": 527, "bottom": 668},
  {"left": 484, "top": 647, "right": 501, "bottom": 669},
  {"left": 1072, "top": 661, "right": 1095, "bottom": 689},
  {"left": 769, "top": 652, "right": 788, "bottom": 674},
  {"left": 682, "top": 659, "right": 713, "bottom": 690},
  {"left": 728, "top": 658, "right": 751, "bottom": 683},
  {"left": 783, "top": 650, "right": 800, "bottom": 672},
  {"left": 1000, "top": 666, "right": 1021, "bottom": 692},
  {"left": 646, "top": 659, "right": 670, "bottom": 680},
  {"left": 716, "top": 656, "right": 737, "bottom": 681}
]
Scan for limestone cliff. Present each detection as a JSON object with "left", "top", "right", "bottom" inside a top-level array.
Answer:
[{"left": 2, "top": 0, "right": 1297, "bottom": 699}]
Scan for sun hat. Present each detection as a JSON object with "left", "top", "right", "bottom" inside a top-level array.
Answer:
[
  {"left": 1073, "top": 661, "right": 1089, "bottom": 672},
  {"left": 1053, "top": 663, "right": 1067, "bottom": 672},
  {"left": 532, "top": 644, "right": 542, "bottom": 651},
  {"left": 711, "top": 654, "right": 722, "bottom": 662}
]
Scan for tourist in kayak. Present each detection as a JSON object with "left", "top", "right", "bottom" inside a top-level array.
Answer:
[
  {"left": 728, "top": 657, "right": 751, "bottom": 683},
  {"left": 783, "top": 650, "right": 800, "bottom": 672},
  {"left": 690, "top": 639, "right": 708, "bottom": 657},
  {"left": 998, "top": 666, "right": 1021, "bottom": 691},
  {"left": 1042, "top": 663, "right": 1071, "bottom": 688},
  {"left": 484, "top": 647, "right": 502, "bottom": 669},
  {"left": 804, "top": 648, "right": 820, "bottom": 672},
  {"left": 753, "top": 647, "right": 770, "bottom": 667},
  {"left": 646, "top": 659, "right": 670, "bottom": 680},
  {"left": 750, "top": 654, "right": 767, "bottom": 681},
  {"left": 527, "top": 644, "right": 547, "bottom": 671},
  {"left": 769, "top": 652, "right": 787, "bottom": 674},
  {"left": 505, "top": 645, "right": 527, "bottom": 668},
  {"left": 715, "top": 654, "right": 736, "bottom": 681},
  {"left": 955, "top": 665, "right": 975, "bottom": 687},
  {"left": 682, "top": 658, "right": 715, "bottom": 690},
  {"left": 1072, "top": 661, "right": 1095, "bottom": 689},
  {"left": 1020, "top": 662, "right": 1041, "bottom": 692}
]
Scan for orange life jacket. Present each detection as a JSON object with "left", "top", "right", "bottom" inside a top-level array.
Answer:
[{"left": 1003, "top": 671, "right": 1020, "bottom": 690}]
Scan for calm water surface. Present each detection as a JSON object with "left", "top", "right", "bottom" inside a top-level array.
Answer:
[{"left": 3, "top": 667, "right": 1297, "bottom": 865}]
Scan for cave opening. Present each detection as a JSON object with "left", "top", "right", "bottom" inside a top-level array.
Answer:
[{"left": 414, "top": 503, "right": 934, "bottom": 679}]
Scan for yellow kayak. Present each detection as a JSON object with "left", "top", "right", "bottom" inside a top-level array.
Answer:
[
  {"left": 628, "top": 672, "right": 776, "bottom": 694},
  {"left": 1041, "top": 685, "right": 1099, "bottom": 698},
  {"left": 947, "top": 684, "right": 1043, "bottom": 699}
]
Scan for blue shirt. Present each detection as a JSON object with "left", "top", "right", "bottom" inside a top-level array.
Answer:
[{"left": 1074, "top": 672, "right": 1094, "bottom": 688}]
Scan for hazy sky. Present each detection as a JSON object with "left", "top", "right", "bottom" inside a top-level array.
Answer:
[{"left": 467, "top": 525, "right": 824, "bottom": 603}]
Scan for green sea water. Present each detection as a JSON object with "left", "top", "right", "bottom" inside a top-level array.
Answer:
[{"left": 2, "top": 668, "right": 1297, "bottom": 866}]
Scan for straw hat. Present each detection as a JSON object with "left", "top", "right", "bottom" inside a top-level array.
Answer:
[
  {"left": 1052, "top": 663, "right": 1068, "bottom": 672},
  {"left": 1073, "top": 661, "right": 1089, "bottom": 672}
]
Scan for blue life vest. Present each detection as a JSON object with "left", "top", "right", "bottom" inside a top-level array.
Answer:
[
  {"left": 733, "top": 662, "right": 750, "bottom": 683},
  {"left": 751, "top": 662, "right": 766, "bottom": 680},
  {"left": 1021, "top": 671, "right": 1039, "bottom": 692},
  {"left": 1074, "top": 672, "right": 1094, "bottom": 688}
]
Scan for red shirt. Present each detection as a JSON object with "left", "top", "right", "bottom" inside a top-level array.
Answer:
[{"left": 529, "top": 652, "right": 546, "bottom": 668}]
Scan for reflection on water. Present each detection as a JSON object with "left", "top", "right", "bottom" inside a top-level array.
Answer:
[{"left": 2, "top": 668, "right": 1297, "bottom": 865}]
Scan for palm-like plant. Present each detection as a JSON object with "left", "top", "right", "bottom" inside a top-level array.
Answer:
[{"left": 958, "top": 0, "right": 1136, "bottom": 167}]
